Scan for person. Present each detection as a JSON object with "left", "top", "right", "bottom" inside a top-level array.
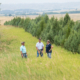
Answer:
[
  {"left": 20, "top": 42, "right": 28, "bottom": 58},
  {"left": 36, "top": 38, "right": 44, "bottom": 57},
  {"left": 46, "top": 40, "right": 53, "bottom": 58}
]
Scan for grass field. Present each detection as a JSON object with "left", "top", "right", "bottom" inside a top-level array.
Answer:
[
  {"left": 0, "top": 13, "right": 80, "bottom": 25},
  {"left": 0, "top": 25, "right": 80, "bottom": 80}
]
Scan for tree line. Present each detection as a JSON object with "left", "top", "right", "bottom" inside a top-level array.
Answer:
[
  {"left": 44, "top": 11, "right": 80, "bottom": 14},
  {"left": 4, "top": 13, "right": 80, "bottom": 53}
]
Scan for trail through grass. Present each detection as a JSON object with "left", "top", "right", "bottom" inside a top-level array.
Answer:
[{"left": 0, "top": 26, "right": 80, "bottom": 80}]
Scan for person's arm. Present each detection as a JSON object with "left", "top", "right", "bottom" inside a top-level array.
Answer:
[
  {"left": 45, "top": 45, "right": 47, "bottom": 53},
  {"left": 36, "top": 43, "right": 40, "bottom": 53},
  {"left": 42, "top": 43, "right": 44, "bottom": 51},
  {"left": 36, "top": 47, "right": 40, "bottom": 54},
  {"left": 36, "top": 43, "right": 38, "bottom": 51},
  {"left": 20, "top": 46, "right": 23, "bottom": 57},
  {"left": 36, "top": 47, "right": 38, "bottom": 51},
  {"left": 42, "top": 47, "right": 44, "bottom": 51},
  {"left": 21, "top": 51, "right": 23, "bottom": 57},
  {"left": 26, "top": 52, "right": 28, "bottom": 56},
  {"left": 41, "top": 43, "right": 44, "bottom": 53},
  {"left": 49, "top": 45, "right": 53, "bottom": 52}
]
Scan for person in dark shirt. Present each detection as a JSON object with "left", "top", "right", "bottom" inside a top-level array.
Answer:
[{"left": 46, "top": 40, "right": 53, "bottom": 58}]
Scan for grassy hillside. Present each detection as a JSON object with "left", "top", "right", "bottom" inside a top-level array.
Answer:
[{"left": 0, "top": 26, "right": 80, "bottom": 80}]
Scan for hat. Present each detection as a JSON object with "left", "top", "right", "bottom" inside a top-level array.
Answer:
[
  {"left": 39, "top": 38, "right": 41, "bottom": 40},
  {"left": 21, "top": 42, "right": 25, "bottom": 44}
]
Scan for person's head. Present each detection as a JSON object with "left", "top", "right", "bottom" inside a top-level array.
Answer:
[
  {"left": 39, "top": 38, "right": 41, "bottom": 43},
  {"left": 21, "top": 42, "right": 25, "bottom": 46},
  {"left": 47, "top": 40, "right": 50, "bottom": 44}
]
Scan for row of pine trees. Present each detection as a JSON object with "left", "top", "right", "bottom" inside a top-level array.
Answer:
[{"left": 4, "top": 13, "right": 80, "bottom": 53}]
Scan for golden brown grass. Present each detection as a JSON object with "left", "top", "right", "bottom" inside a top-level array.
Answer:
[{"left": 0, "top": 13, "right": 80, "bottom": 25}]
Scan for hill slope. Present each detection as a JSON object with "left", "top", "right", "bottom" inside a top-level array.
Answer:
[{"left": 0, "top": 26, "right": 80, "bottom": 80}]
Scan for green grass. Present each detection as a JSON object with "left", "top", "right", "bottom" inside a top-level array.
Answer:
[{"left": 0, "top": 26, "right": 80, "bottom": 80}]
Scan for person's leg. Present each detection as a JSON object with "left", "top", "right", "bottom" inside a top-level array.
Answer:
[
  {"left": 25, "top": 53, "right": 27, "bottom": 58},
  {"left": 21, "top": 54, "right": 23, "bottom": 58},
  {"left": 22, "top": 53, "right": 25, "bottom": 58},
  {"left": 37, "top": 51, "right": 39, "bottom": 57},
  {"left": 40, "top": 51, "right": 43, "bottom": 57},
  {"left": 49, "top": 53, "right": 51, "bottom": 58},
  {"left": 40, "top": 53, "right": 43, "bottom": 57},
  {"left": 47, "top": 53, "right": 49, "bottom": 58}
]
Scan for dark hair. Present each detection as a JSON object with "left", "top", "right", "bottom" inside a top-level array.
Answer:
[{"left": 39, "top": 38, "right": 41, "bottom": 40}]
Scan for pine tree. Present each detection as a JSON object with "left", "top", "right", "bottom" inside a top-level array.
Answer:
[
  {"left": 44, "top": 14, "right": 49, "bottom": 23},
  {"left": 18, "top": 18, "right": 24, "bottom": 27},
  {"left": 24, "top": 18, "right": 31, "bottom": 31},
  {"left": 51, "top": 18, "right": 60, "bottom": 42},
  {"left": 63, "top": 13, "right": 70, "bottom": 26}
]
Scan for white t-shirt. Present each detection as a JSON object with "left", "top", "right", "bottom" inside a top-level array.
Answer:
[{"left": 36, "top": 42, "right": 44, "bottom": 50}]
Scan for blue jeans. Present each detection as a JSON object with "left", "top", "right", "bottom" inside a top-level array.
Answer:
[
  {"left": 47, "top": 53, "right": 51, "bottom": 58},
  {"left": 37, "top": 50, "right": 43, "bottom": 57},
  {"left": 22, "top": 53, "right": 27, "bottom": 58}
]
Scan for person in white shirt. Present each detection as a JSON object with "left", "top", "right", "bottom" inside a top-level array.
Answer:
[{"left": 36, "top": 38, "right": 44, "bottom": 57}]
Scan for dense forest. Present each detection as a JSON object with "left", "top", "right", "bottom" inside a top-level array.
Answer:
[{"left": 4, "top": 13, "right": 80, "bottom": 53}]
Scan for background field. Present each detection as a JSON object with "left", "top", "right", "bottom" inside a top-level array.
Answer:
[
  {"left": 0, "top": 13, "right": 80, "bottom": 25},
  {"left": 0, "top": 25, "right": 80, "bottom": 80}
]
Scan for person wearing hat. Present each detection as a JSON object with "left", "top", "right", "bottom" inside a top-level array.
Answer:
[
  {"left": 20, "top": 42, "right": 28, "bottom": 58},
  {"left": 36, "top": 38, "right": 44, "bottom": 57}
]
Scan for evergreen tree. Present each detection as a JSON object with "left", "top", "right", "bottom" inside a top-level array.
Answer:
[
  {"left": 36, "top": 19, "right": 46, "bottom": 38},
  {"left": 18, "top": 18, "right": 24, "bottom": 27},
  {"left": 50, "top": 16, "right": 55, "bottom": 25},
  {"left": 24, "top": 18, "right": 31, "bottom": 31},
  {"left": 44, "top": 14, "right": 49, "bottom": 23},
  {"left": 51, "top": 18, "right": 60, "bottom": 42},
  {"left": 63, "top": 13, "right": 70, "bottom": 26}
]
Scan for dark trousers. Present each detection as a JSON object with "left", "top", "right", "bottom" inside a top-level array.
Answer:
[{"left": 21, "top": 53, "right": 27, "bottom": 58}]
